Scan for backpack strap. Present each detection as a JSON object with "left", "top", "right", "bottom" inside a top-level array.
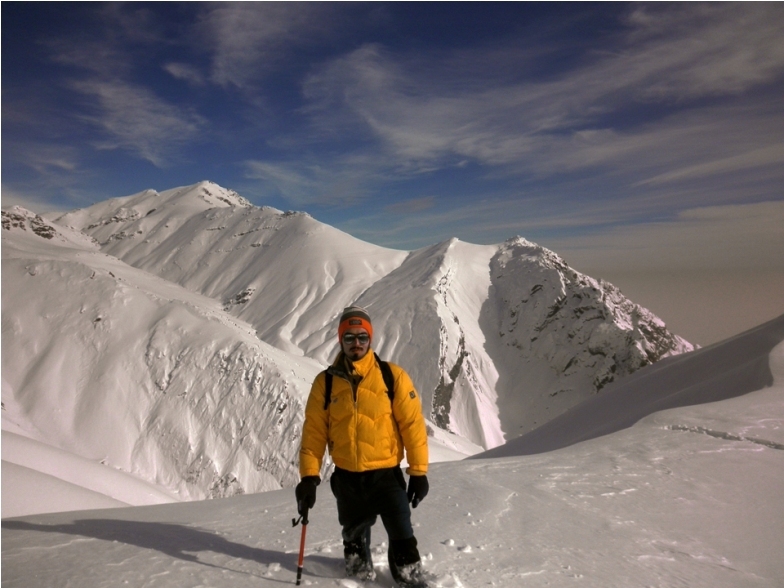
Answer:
[
  {"left": 322, "top": 354, "right": 395, "bottom": 410},
  {"left": 323, "top": 371, "right": 333, "bottom": 410},
  {"left": 375, "top": 353, "right": 396, "bottom": 404}
]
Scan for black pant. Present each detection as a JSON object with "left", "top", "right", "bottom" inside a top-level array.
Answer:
[{"left": 330, "top": 466, "right": 414, "bottom": 544}]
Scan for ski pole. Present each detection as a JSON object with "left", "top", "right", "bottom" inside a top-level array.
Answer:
[{"left": 292, "top": 507, "right": 309, "bottom": 585}]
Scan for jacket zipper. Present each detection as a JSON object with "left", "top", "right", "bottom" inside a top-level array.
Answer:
[
  {"left": 335, "top": 371, "right": 361, "bottom": 471},
  {"left": 350, "top": 374, "right": 359, "bottom": 471}
]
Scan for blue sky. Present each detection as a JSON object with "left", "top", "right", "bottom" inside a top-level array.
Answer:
[{"left": 2, "top": 2, "right": 783, "bottom": 343}]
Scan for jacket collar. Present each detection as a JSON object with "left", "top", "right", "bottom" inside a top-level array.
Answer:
[
  {"left": 330, "top": 349, "right": 377, "bottom": 379},
  {"left": 350, "top": 348, "right": 377, "bottom": 377}
]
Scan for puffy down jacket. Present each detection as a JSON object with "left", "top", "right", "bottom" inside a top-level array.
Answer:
[{"left": 299, "top": 350, "right": 428, "bottom": 478}]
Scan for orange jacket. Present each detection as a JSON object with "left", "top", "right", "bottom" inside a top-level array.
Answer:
[{"left": 299, "top": 350, "right": 429, "bottom": 478}]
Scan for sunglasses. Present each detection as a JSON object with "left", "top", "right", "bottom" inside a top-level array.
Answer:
[{"left": 342, "top": 333, "right": 370, "bottom": 345}]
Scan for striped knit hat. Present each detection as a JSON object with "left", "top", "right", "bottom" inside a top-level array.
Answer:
[{"left": 338, "top": 306, "right": 373, "bottom": 341}]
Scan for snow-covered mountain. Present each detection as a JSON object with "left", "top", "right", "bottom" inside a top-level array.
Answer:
[
  {"left": 51, "top": 181, "right": 692, "bottom": 444},
  {"left": 2, "top": 206, "right": 322, "bottom": 502},
  {"left": 3, "top": 181, "right": 691, "bottom": 509}
]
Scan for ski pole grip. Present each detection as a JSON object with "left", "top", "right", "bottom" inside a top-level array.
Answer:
[{"left": 293, "top": 505, "right": 310, "bottom": 527}]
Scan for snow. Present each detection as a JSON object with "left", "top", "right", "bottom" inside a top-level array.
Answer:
[
  {"left": 2, "top": 183, "right": 780, "bottom": 586},
  {"left": 476, "top": 313, "right": 784, "bottom": 459},
  {"left": 2, "top": 430, "right": 177, "bottom": 516},
  {"left": 2, "top": 323, "right": 783, "bottom": 587}
]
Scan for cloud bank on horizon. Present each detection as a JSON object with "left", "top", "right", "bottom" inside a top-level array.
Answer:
[{"left": 2, "top": 3, "right": 783, "bottom": 269}]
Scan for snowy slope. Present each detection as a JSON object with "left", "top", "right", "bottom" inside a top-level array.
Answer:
[
  {"left": 477, "top": 312, "right": 784, "bottom": 458},
  {"left": 2, "top": 207, "right": 481, "bottom": 513},
  {"left": 2, "top": 430, "right": 177, "bottom": 514},
  {"left": 52, "top": 183, "right": 409, "bottom": 359},
  {"left": 2, "top": 207, "right": 321, "bottom": 502},
  {"left": 50, "top": 181, "right": 693, "bottom": 447},
  {"left": 3, "top": 320, "right": 782, "bottom": 588}
]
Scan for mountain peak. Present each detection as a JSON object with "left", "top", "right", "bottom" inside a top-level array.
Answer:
[
  {"left": 499, "top": 235, "right": 570, "bottom": 272},
  {"left": 196, "top": 181, "right": 252, "bottom": 208},
  {"left": 158, "top": 181, "right": 252, "bottom": 209},
  {"left": 505, "top": 235, "right": 541, "bottom": 249}
]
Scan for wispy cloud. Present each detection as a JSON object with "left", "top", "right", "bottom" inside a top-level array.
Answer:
[
  {"left": 5, "top": 1, "right": 783, "bottom": 259},
  {"left": 301, "top": 3, "right": 784, "bottom": 195},
  {"left": 34, "top": 4, "right": 207, "bottom": 168},
  {"left": 243, "top": 153, "right": 386, "bottom": 207},
  {"left": 244, "top": 160, "right": 321, "bottom": 201},
  {"left": 71, "top": 80, "right": 205, "bottom": 167},
  {"left": 1, "top": 185, "right": 66, "bottom": 213},
  {"left": 0, "top": 144, "right": 95, "bottom": 214},
  {"left": 384, "top": 196, "right": 436, "bottom": 215},
  {"left": 337, "top": 190, "right": 644, "bottom": 250},
  {"left": 619, "top": 4, "right": 784, "bottom": 98},
  {"left": 195, "top": 3, "right": 352, "bottom": 89},
  {"left": 547, "top": 200, "right": 784, "bottom": 273},
  {"left": 339, "top": 197, "right": 784, "bottom": 280},
  {"left": 634, "top": 143, "right": 784, "bottom": 187},
  {"left": 46, "top": 4, "right": 165, "bottom": 77},
  {"left": 163, "top": 63, "right": 206, "bottom": 86},
  {"left": 13, "top": 144, "right": 80, "bottom": 175}
]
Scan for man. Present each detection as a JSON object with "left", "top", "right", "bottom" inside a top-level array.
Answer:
[{"left": 297, "top": 306, "right": 430, "bottom": 587}]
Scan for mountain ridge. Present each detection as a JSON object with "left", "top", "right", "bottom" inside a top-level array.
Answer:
[
  {"left": 3, "top": 181, "right": 693, "bottom": 506},
  {"left": 48, "top": 181, "right": 693, "bottom": 443}
]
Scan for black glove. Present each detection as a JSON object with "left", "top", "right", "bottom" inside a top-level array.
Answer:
[
  {"left": 295, "top": 476, "right": 320, "bottom": 515},
  {"left": 406, "top": 475, "right": 429, "bottom": 508}
]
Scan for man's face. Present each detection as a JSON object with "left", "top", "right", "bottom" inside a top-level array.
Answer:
[{"left": 341, "top": 327, "right": 371, "bottom": 361}]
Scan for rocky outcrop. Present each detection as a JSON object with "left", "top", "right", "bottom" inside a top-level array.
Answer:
[{"left": 483, "top": 237, "right": 694, "bottom": 435}]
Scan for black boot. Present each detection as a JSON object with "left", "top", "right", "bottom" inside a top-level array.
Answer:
[
  {"left": 389, "top": 537, "right": 427, "bottom": 588},
  {"left": 344, "top": 528, "right": 375, "bottom": 581}
]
